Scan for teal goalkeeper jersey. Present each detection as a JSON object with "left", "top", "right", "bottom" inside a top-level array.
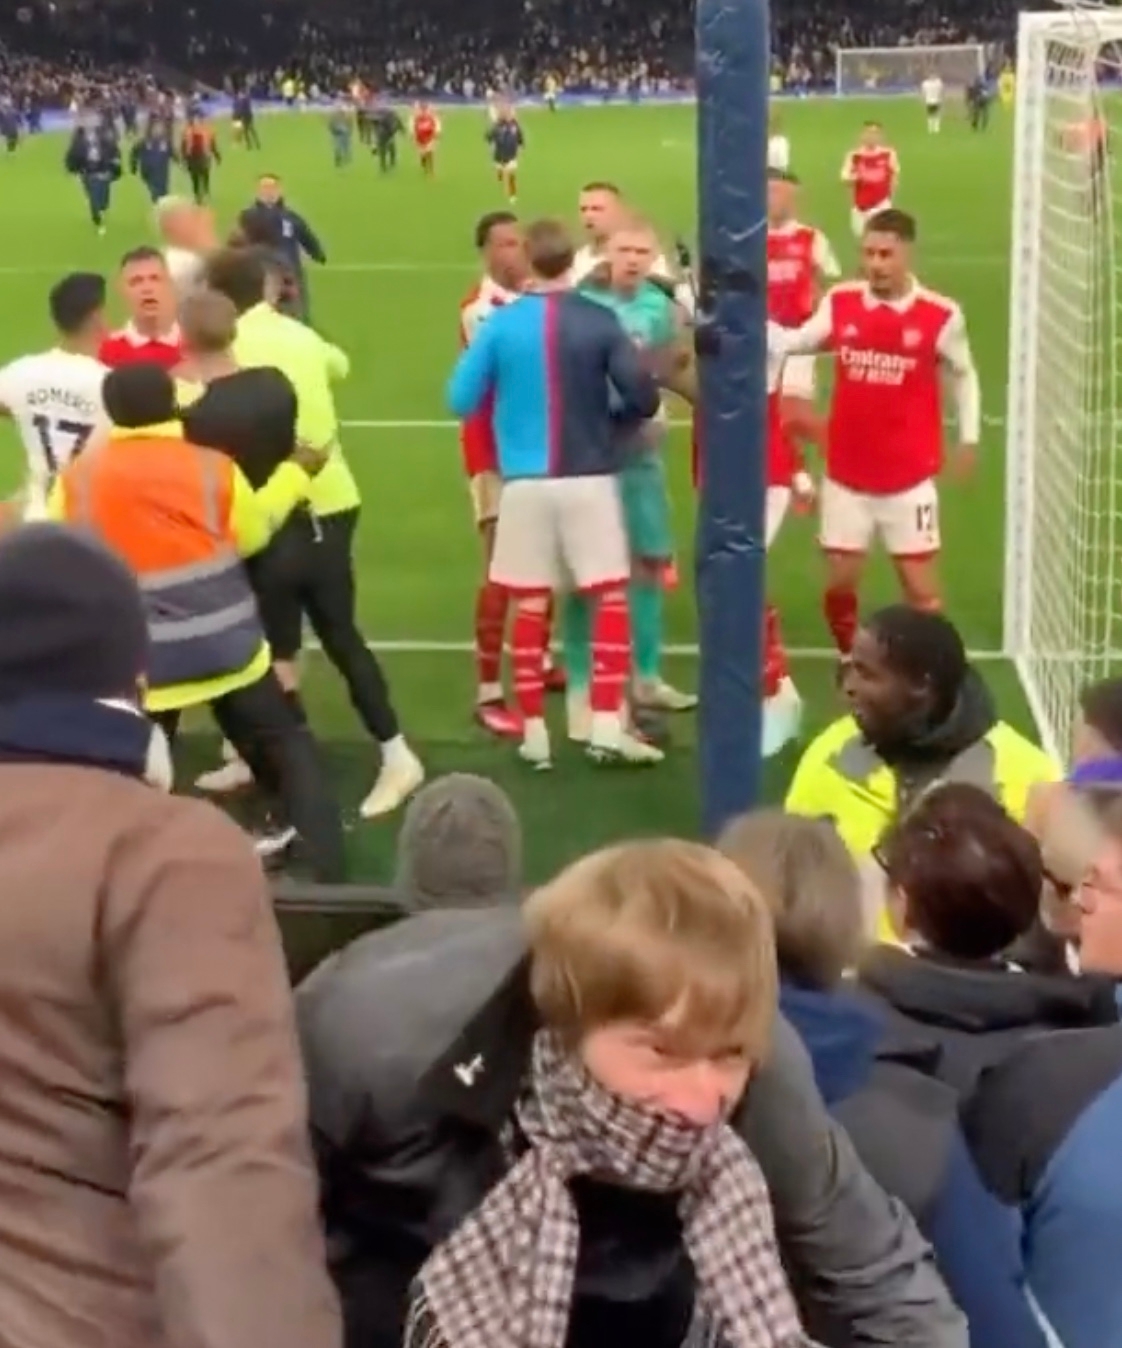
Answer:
[{"left": 581, "top": 278, "right": 677, "bottom": 448}]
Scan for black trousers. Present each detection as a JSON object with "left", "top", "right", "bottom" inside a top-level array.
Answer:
[
  {"left": 186, "top": 159, "right": 211, "bottom": 202},
  {"left": 376, "top": 138, "right": 397, "bottom": 171},
  {"left": 155, "top": 667, "right": 347, "bottom": 882},
  {"left": 251, "top": 507, "right": 400, "bottom": 743}
]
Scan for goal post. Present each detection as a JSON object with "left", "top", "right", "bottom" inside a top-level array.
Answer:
[
  {"left": 1004, "top": 7, "right": 1122, "bottom": 763},
  {"left": 834, "top": 44, "right": 985, "bottom": 96}
]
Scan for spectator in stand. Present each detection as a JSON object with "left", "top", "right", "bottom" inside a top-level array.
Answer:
[
  {"left": 860, "top": 782, "right": 1118, "bottom": 1097},
  {"left": 719, "top": 809, "right": 1047, "bottom": 1348},
  {"left": 0, "top": 521, "right": 341, "bottom": 1348},
  {"left": 298, "top": 837, "right": 967, "bottom": 1348},
  {"left": 785, "top": 607, "right": 1058, "bottom": 938},
  {"left": 394, "top": 772, "right": 523, "bottom": 909},
  {"left": 964, "top": 1020, "right": 1122, "bottom": 1348}
]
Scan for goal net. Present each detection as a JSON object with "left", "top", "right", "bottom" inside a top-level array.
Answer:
[
  {"left": 834, "top": 44, "right": 985, "bottom": 96},
  {"left": 1005, "top": 8, "right": 1122, "bottom": 762}
]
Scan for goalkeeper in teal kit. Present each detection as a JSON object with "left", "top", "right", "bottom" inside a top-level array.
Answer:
[{"left": 570, "top": 218, "right": 698, "bottom": 732}]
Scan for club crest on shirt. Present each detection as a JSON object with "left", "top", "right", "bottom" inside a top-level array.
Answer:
[{"left": 903, "top": 328, "right": 922, "bottom": 348}]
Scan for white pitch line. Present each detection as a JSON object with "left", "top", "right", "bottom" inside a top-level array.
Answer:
[
  {"left": 314, "top": 639, "right": 1009, "bottom": 661},
  {"left": 341, "top": 415, "right": 1009, "bottom": 429}
]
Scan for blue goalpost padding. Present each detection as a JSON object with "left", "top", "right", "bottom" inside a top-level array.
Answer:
[{"left": 695, "top": 0, "right": 771, "bottom": 837}]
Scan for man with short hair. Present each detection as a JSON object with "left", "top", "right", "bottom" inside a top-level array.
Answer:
[
  {"left": 98, "top": 247, "right": 183, "bottom": 368},
  {"left": 249, "top": 173, "right": 326, "bottom": 322},
  {"left": 49, "top": 362, "right": 347, "bottom": 881},
  {"left": 0, "top": 522, "right": 342, "bottom": 1348},
  {"left": 448, "top": 218, "right": 661, "bottom": 768},
  {"left": 0, "top": 272, "right": 109, "bottom": 511},
  {"left": 204, "top": 246, "right": 424, "bottom": 817},
  {"left": 297, "top": 838, "right": 968, "bottom": 1348}
]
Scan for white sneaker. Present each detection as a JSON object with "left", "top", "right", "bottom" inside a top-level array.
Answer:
[
  {"left": 359, "top": 744, "right": 425, "bottom": 819},
  {"left": 195, "top": 757, "right": 254, "bottom": 793},
  {"left": 637, "top": 678, "right": 698, "bottom": 713},
  {"left": 566, "top": 689, "right": 592, "bottom": 744},
  {"left": 587, "top": 712, "right": 664, "bottom": 765},
  {"left": 519, "top": 717, "right": 552, "bottom": 770},
  {"left": 761, "top": 676, "right": 803, "bottom": 759},
  {"left": 253, "top": 823, "right": 297, "bottom": 861}
]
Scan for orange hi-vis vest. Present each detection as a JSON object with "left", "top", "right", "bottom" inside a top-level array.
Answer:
[{"left": 61, "top": 434, "right": 264, "bottom": 690}]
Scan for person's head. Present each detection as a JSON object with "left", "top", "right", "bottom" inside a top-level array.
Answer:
[
  {"left": 203, "top": 246, "right": 268, "bottom": 314},
  {"left": 394, "top": 773, "right": 522, "bottom": 908},
  {"left": 178, "top": 288, "right": 237, "bottom": 359},
  {"left": 877, "top": 783, "right": 1043, "bottom": 959},
  {"left": 102, "top": 361, "right": 177, "bottom": 429},
  {"left": 525, "top": 218, "right": 574, "bottom": 285},
  {"left": 605, "top": 216, "right": 659, "bottom": 293},
  {"left": 49, "top": 271, "right": 107, "bottom": 349},
  {"left": 1075, "top": 677, "right": 1122, "bottom": 762},
  {"left": 525, "top": 839, "right": 777, "bottom": 1126},
  {"left": 1076, "top": 799, "right": 1122, "bottom": 974},
  {"left": 0, "top": 522, "right": 148, "bottom": 707},
  {"left": 256, "top": 172, "right": 282, "bottom": 205},
  {"left": 475, "top": 210, "right": 527, "bottom": 290},
  {"left": 578, "top": 181, "right": 623, "bottom": 245},
  {"left": 154, "top": 195, "right": 196, "bottom": 249},
  {"left": 860, "top": 119, "right": 883, "bottom": 148},
  {"left": 766, "top": 169, "right": 799, "bottom": 226},
  {"left": 119, "top": 246, "right": 174, "bottom": 328},
  {"left": 844, "top": 605, "right": 968, "bottom": 746},
  {"left": 718, "top": 810, "right": 864, "bottom": 990},
  {"left": 862, "top": 209, "right": 915, "bottom": 299}
]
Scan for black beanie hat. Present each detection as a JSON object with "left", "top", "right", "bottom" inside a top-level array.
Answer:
[{"left": 0, "top": 523, "right": 149, "bottom": 704}]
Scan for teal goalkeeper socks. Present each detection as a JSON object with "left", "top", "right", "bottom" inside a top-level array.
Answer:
[
  {"left": 561, "top": 593, "right": 593, "bottom": 692},
  {"left": 630, "top": 578, "right": 663, "bottom": 685}
]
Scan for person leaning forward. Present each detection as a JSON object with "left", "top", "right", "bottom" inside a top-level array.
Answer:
[{"left": 50, "top": 361, "right": 347, "bottom": 882}]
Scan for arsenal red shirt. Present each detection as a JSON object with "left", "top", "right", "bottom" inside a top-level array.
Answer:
[
  {"left": 458, "top": 277, "right": 518, "bottom": 477},
  {"left": 844, "top": 147, "right": 899, "bottom": 213},
  {"left": 98, "top": 325, "right": 183, "bottom": 371},
  {"left": 767, "top": 221, "right": 840, "bottom": 327}
]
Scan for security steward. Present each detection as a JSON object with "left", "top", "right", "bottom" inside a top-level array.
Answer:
[
  {"left": 49, "top": 362, "right": 347, "bottom": 882},
  {"left": 785, "top": 605, "right": 1057, "bottom": 936}
]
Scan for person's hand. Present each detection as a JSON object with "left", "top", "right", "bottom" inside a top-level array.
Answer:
[
  {"left": 290, "top": 441, "right": 331, "bottom": 476},
  {"left": 792, "top": 470, "right": 817, "bottom": 513},
  {"left": 949, "top": 443, "right": 976, "bottom": 482}
]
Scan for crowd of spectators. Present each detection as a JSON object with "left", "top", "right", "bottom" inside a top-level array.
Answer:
[{"left": 0, "top": 0, "right": 1016, "bottom": 108}]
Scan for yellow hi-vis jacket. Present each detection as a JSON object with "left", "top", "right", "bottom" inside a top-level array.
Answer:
[{"left": 785, "top": 714, "right": 1060, "bottom": 937}]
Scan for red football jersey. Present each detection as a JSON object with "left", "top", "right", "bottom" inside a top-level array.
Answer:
[
  {"left": 690, "top": 390, "right": 799, "bottom": 492},
  {"left": 846, "top": 147, "right": 898, "bottom": 213},
  {"left": 821, "top": 282, "right": 961, "bottom": 495},
  {"left": 413, "top": 113, "right": 438, "bottom": 145},
  {"left": 767, "top": 224, "right": 820, "bottom": 327},
  {"left": 458, "top": 277, "right": 516, "bottom": 477},
  {"left": 98, "top": 326, "right": 183, "bottom": 371}
]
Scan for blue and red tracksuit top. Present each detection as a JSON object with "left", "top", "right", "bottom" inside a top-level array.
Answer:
[{"left": 447, "top": 290, "right": 660, "bottom": 480}]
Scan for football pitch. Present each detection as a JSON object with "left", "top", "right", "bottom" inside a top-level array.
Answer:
[{"left": 0, "top": 98, "right": 1038, "bottom": 880}]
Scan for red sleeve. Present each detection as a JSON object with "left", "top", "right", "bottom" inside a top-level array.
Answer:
[
  {"left": 458, "top": 298, "right": 498, "bottom": 477},
  {"left": 98, "top": 337, "right": 121, "bottom": 367}
]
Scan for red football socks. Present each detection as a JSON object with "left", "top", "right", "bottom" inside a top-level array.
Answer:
[
  {"left": 474, "top": 581, "right": 508, "bottom": 689},
  {"left": 824, "top": 586, "right": 859, "bottom": 655},
  {"left": 511, "top": 605, "right": 548, "bottom": 719},
  {"left": 763, "top": 603, "right": 789, "bottom": 699},
  {"left": 590, "top": 589, "right": 631, "bottom": 714}
]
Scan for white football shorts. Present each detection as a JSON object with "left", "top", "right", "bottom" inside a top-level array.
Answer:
[
  {"left": 819, "top": 477, "right": 940, "bottom": 558},
  {"left": 489, "top": 475, "right": 630, "bottom": 593},
  {"left": 851, "top": 199, "right": 894, "bottom": 238}
]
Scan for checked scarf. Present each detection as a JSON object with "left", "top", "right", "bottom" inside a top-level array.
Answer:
[{"left": 408, "top": 1029, "right": 809, "bottom": 1348}]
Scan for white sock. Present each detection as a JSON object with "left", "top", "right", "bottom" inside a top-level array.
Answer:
[
  {"left": 380, "top": 733, "right": 411, "bottom": 768},
  {"left": 478, "top": 681, "right": 504, "bottom": 705},
  {"left": 522, "top": 717, "right": 550, "bottom": 757}
]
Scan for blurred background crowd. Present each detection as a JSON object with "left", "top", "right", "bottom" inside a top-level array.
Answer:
[{"left": 0, "top": 0, "right": 1013, "bottom": 108}]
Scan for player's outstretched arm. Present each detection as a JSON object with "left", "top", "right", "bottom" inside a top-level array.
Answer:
[
  {"left": 294, "top": 215, "right": 327, "bottom": 264},
  {"left": 769, "top": 296, "right": 833, "bottom": 356},
  {"left": 447, "top": 319, "right": 498, "bottom": 418},
  {"left": 606, "top": 324, "right": 660, "bottom": 422}
]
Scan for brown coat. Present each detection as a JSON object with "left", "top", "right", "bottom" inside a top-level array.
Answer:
[{"left": 0, "top": 761, "right": 341, "bottom": 1348}]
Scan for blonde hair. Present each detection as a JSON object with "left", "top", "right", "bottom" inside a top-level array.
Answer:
[
  {"left": 718, "top": 810, "right": 864, "bottom": 989},
  {"left": 525, "top": 839, "right": 777, "bottom": 1062},
  {"left": 179, "top": 289, "right": 237, "bottom": 354}
]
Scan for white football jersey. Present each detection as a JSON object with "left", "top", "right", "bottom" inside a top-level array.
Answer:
[
  {"left": 768, "top": 134, "right": 791, "bottom": 172},
  {"left": 0, "top": 349, "right": 109, "bottom": 488},
  {"left": 922, "top": 76, "right": 944, "bottom": 105}
]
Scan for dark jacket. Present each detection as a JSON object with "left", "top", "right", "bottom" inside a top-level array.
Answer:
[
  {"left": 65, "top": 127, "right": 121, "bottom": 179},
  {"left": 782, "top": 979, "right": 1045, "bottom": 1348},
  {"left": 857, "top": 944, "right": 1118, "bottom": 1097},
  {"left": 963, "top": 1026, "right": 1122, "bottom": 1348},
  {"left": 253, "top": 199, "right": 327, "bottom": 276},
  {"left": 296, "top": 908, "right": 966, "bottom": 1348}
]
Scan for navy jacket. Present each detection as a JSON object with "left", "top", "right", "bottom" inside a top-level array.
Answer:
[
  {"left": 781, "top": 978, "right": 1046, "bottom": 1348},
  {"left": 65, "top": 128, "right": 121, "bottom": 180},
  {"left": 964, "top": 1026, "right": 1122, "bottom": 1348},
  {"left": 447, "top": 291, "right": 660, "bottom": 479},
  {"left": 130, "top": 134, "right": 176, "bottom": 185},
  {"left": 252, "top": 199, "right": 326, "bottom": 277}
]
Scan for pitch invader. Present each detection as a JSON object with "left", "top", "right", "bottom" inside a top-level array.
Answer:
[
  {"left": 487, "top": 103, "right": 524, "bottom": 203},
  {"left": 411, "top": 103, "right": 441, "bottom": 176},
  {"left": 65, "top": 116, "right": 122, "bottom": 236},
  {"left": 769, "top": 208, "right": 980, "bottom": 657},
  {"left": 841, "top": 122, "right": 899, "bottom": 238},
  {"left": 921, "top": 71, "right": 943, "bottom": 133},
  {"left": 0, "top": 273, "right": 109, "bottom": 518}
]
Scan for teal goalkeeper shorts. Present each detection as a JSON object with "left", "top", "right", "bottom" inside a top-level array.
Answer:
[{"left": 619, "top": 450, "right": 672, "bottom": 562}]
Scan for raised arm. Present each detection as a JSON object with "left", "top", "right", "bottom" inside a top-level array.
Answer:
[
  {"left": 605, "top": 320, "right": 661, "bottom": 422},
  {"left": 768, "top": 294, "right": 833, "bottom": 357},
  {"left": 936, "top": 305, "right": 981, "bottom": 447},
  {"left": 447, "top": 318, "right": 498, "bottom": 419},
  {"left": 740, "top": 1018, "right": 967, "bottom": 1347}
]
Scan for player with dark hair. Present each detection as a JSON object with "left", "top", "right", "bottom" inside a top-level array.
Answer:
[
  {"left": 99, "top": 248, "right": 182, "bottom": 369},
  {"left": 486, "top": 103, "right": 524, "bottom": 203},
  {"left": 65, "top": 116, "right": 122, "bottom": 235},
  {"left": 0, "top": 273, "right": 109, "bottom": 511}
]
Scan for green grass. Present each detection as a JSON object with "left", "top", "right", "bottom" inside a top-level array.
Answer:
[{"left": 0, "top": 100, "right": 1036, "bottom": 881}]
